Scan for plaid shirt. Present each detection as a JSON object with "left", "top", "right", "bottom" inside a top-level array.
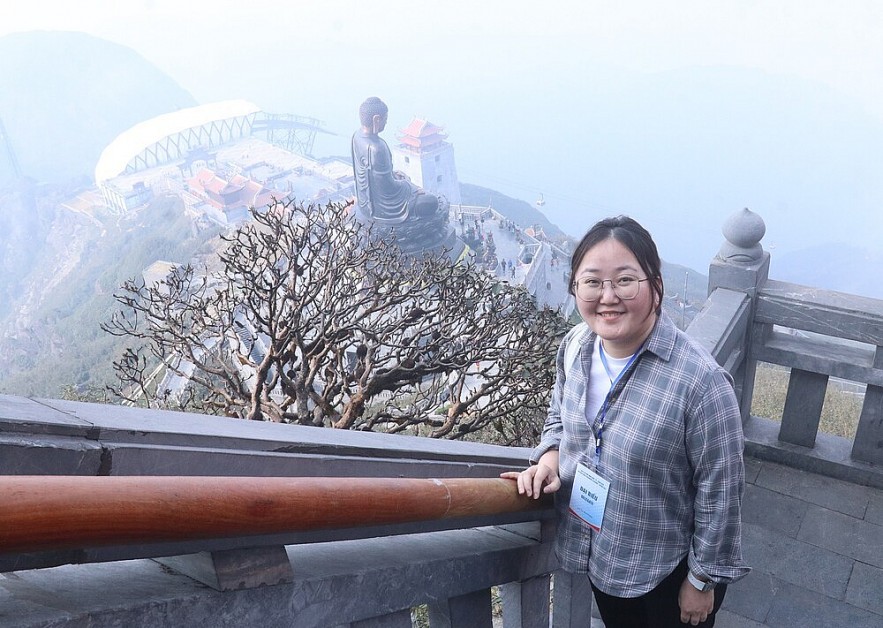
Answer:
[{"left": 532, "top": 312, "right": 750, "bottom": 596}]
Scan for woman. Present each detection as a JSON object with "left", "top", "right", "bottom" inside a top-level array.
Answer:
[{"left": 502, "top": 216, "right": 749, "bottom": 627}]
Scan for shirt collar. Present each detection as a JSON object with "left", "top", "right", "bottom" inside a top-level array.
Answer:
[{"left": 575, "top": 310, "right": 678, "bottom": 363}]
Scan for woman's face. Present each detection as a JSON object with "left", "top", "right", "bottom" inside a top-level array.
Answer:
[{"left": 574, "top": 237, "right": 658, "bottom": 358}]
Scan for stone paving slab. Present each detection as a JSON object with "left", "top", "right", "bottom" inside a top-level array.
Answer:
[
  {"left": 744, "top": 457, "right": 763, "bottom": 484},
  {"left": 846, "top": 560, "right": 883, "bottom": 616},
  {"left": 714, "top": 609, "right": 766, "bottom": 628},
  {"left": 741, "top": 522, "right": 854, "bottom": 599},
  {"left": 720, "top": 461, "right": 883, "bottom": 627},
  {"left": 742, "top": 484, "right": 808, "bottom": 537},
  {"left": 865, "top": 488, "right": 883, "bottom": 526},
  {"left": 719, "top": 569, "right": 778, "bottom": 623},
  {"left": 763, "top": 580, "right": 883, "bottom": 628},
  {"left": 754, "top": 461, "right": 873, "bottom": 518},
  {"left": 797, "top": 504, "right": 883, "bottom": 568}
]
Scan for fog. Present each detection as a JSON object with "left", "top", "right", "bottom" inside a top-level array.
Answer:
[{"left": 4, "top": 0, "right": 883, "bottom": 278}]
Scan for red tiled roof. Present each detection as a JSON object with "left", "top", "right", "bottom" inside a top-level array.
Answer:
[
  {"left": 397, "top": 117, "right": 447, "bottom": 149},
  {"left": 187, "top": 166, "right": 265, "bottom": 209},
  {"left": 217, "top": 182, "right": 244, "bottom": 195},
  {"left": 400, "top": 118, "right": 445, "bottom": 138}
]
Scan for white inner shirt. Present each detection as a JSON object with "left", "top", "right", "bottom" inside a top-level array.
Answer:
[{"left": 586, "top": 337, "right": 633, "bottom": 423}]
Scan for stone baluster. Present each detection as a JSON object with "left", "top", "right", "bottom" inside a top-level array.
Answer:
[
  {"left": 852, "top": 346, "right": 883, "bottom": 464},
  {"left": 429, "top": 590, "right": 494, "bottom": 627},
  {"left": 707, "top": 208, "right": 770, "bottom": 422}
]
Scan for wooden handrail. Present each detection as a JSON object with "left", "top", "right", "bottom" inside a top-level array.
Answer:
[{"left": 0, "top": 476, "right": 550, "bottom": 553}]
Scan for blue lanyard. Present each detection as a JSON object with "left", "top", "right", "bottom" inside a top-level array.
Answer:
[{"left": 594, "top": 343, "right": 642, "bottom": 465}]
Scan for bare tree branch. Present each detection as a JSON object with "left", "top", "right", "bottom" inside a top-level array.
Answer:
[{"left": 104, "top": 198, "right": 567, "bottom": 439}]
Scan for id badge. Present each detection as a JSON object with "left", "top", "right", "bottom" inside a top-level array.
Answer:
[{"left": 568, "top": 462, "right": 611, "bottom": 532}]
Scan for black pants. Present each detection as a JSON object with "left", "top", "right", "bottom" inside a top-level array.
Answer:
[{"left": 590, "top": 558, "right": 727, "bottom": 628}]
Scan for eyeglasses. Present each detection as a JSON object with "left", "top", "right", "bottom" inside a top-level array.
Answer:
[{"left": 573, "top": 275, "right": 650, "bottom": 302}]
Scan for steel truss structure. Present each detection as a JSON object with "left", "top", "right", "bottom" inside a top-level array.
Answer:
[{"left": 95, "top": 101, "right": 332, "bottom": 184}]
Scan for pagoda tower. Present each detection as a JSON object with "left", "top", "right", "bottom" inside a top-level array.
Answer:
[{"left": 392, "top": 118, "right": 461, "bottom": 205}]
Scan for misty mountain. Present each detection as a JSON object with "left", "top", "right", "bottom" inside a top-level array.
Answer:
[
  {"left": 437, "top": 62, "right": 883, "bottom": 293},
  {"left": 0, "top": 31, "right": 197, "bottom": 184},
  {"left": 0, "top": 31, "right": 197, "bottom": 301},
  {"left": 0, "top": 181, "right": 45, "bottom": 318},
  {"left": 772, "top": 244, "right": 883, "bottom": 300},
  {"left": 604, "top": 65, "right": 883, "bottom": 270},
  {"left": 0, "top": 31, "right": 200, "bottom": 394}
]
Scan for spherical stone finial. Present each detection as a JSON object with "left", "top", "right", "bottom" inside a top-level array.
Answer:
[
  {"left": 723, "top": 207, "right": 765, "bottom": 247},
  {"left": 717, "top": 207, "right": 766, "bottom": 263}
]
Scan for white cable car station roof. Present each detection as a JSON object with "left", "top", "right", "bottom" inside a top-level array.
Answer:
[{"left": 95, "top": 100, "right": 262, "bottom": 184}]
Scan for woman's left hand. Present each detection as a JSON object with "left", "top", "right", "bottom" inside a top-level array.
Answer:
[{"left": 678, "top": 579, "right": 714, "bottom": 625}]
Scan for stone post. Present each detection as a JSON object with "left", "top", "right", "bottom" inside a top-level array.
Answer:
[
  {"left": 707, "top": 208, "right": 771, "bottom": 423},
  {"left": 852, "top": 347, "right": 883, "bottom": 465}
]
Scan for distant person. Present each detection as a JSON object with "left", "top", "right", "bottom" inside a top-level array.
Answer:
[
  {"left": 502, "top": 216, "right": 749, "bottom": 627},
  {"left": 351, "top": 97, "right": 440, "bottom": 224}
]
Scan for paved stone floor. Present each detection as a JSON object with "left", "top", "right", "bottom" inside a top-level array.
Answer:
[{"left": 589, "top": 457, "right": 883, "bottom": 627}]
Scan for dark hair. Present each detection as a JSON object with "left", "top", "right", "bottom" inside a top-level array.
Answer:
[
  {"left": 569, "top": 215, "right": 664, "bottom": 314},
  {"left": 359, "top": 97, "right": 388, "bottom": 128}
]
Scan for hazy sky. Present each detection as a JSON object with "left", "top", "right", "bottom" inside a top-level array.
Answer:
[
  {"left": 4, "top": 1, "right": 883, "bottom": 273},
  {"left": 6, "top": 1, "right": 883, "bottom": 114}
]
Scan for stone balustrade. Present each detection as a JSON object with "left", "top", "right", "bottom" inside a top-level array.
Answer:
[
  {"left": 687, "top": 208, "right": 883, "bottom": 488},
  {"left": 0, "top": 396, "right": 590, "bottom": 627}
]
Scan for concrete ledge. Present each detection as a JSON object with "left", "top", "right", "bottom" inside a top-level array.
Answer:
[
  {"left": 744, "top": 415, "right": 883, "bottom": 489},
  {"left": 0, "top": 525, "right": 556, "bottom": 628},
  {"left": 0, "top": 434, "right": 102, "bottom": 475},
  {"left": 0, "top": 395, "right": 94, "bottom": 436},
  {"left": 30, "top": 397, "right": 532, "bottom": 465},
  {"left": 101, "top": 443, "right": 520, "bottom": 478}
]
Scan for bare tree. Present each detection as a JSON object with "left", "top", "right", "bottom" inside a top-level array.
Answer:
[{"left": 103, "top": 199, "right": 568, "bottom": 439}]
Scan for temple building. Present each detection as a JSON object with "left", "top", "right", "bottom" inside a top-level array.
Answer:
[
  {"left": 393, "top": 118, "right": 461, "bottom": 205},
  {"left": 186, "top": 167, "right": 277, "bottom": 225}
]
